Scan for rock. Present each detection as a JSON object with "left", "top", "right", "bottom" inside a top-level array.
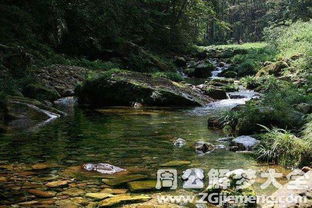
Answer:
[
  {"left": 100, "top": 188, "right": 128, "bottom": 194},
  {"left": 173, "top": 138, "right": 186, "bottom": 147},
  {"left": 82, "top": 163, "right": 125, "bottom": 174},
  {"left": 99, "top": 194, "right": 151, "bottom": 207},
  {"left": 160, "top": 160, "right": 191, "bottom": 167},
  {"left": 228, "top": 94, "right": 246, "bottom": 99},
  {"left": 217, "top": 137, "right": 233, "bottom": 142},
  {"left": 231, "top": 136, "right": 260, "bottom": 151},
  {"left": 0, "top": 176, "right": 7, "bottom": 182},
  {"left": 61, "top": 188, "right": 85, "bottom": 197},
  {"left": 195, "top": 141, "right": 215, "bottom": 154},
  {"left": 54, "top": 97, "right": 77, "bottom": 107},
  {"left": 102, "top": 174, "right": 148, "bottom": 186},
  {"left": 133, "top": 102, "right": 143, "bottom": 109},
  {"left": 290, "top": 53, "right": 304, "bottom": 60},
  {"left": 85, "top": 193, "right": 113, "bottom": 200},
  {"left": 295, "top": 103, "right": 312, "bottom": 114},
  {"left": 219, "top": 62, "right": 226, "bottom": 67},
  {"left": 56, "top": 199, "right": 80, "bottom": 208},
  {"left": 46, "top": 180, "right": 69, "bottom": 188},
  {"left": 77, "top": 71, "right": 214, "bottom": 107},
  {"left": 256, "top": 61, "right": 289, "bottom": 77},
  {"left": 28, "top": 189, "right": 56, "bottom": 198},
  {"left": 22, "top": 83, "right": 60, "bottom": 101},
  {"left": 31, "top": 163, "right": 59, "bottom": 170},
  {"left": 202, "top": 86, "right": 227, "bottom": 99},
  {"left": 174, "top": 57, "right": 187, "bottom": 67},
  {"left": 208, "top": 116, "right": 223, "bottom": 129},
  {"left": 302, "top": 166, "right": 312, "bottom": 173},
  {"left": 215, "top": 144, "right": 226, "bottom": 149},
  {"left": 35, "top": 65, "right": 88, "bottom": 97},
  {"left": 128, "top": 180, "right": 157, "bottom": 192}
]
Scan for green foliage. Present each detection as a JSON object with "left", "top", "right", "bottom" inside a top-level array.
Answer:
[
  {"left": 256, "top": 128, "right": 309, "bottom": 167},
  {"left": 264, "top": 20, "right": 312, "bottom": 75},
  {"left": 219, "top": 84, "right": 311, "bottom": 135}
]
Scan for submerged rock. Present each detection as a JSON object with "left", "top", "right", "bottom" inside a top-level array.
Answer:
[
  {"left": 85, "top": 193, "right": 113, "bottom": 200},
  {"left": 99, "top": 194, "right": 151, "bottom": 207},
  {"left": 195, "top": 141, "right": 215, "bottom": 154},
  {"left": 102, "top": 174, "right": 148, "bottom": 186},
  {"left": 28, "top": 189, "right": 56, "bottom": 198},
  {"left": 231, "top": 136, "right": 260, "bottom": 151},
  {"left": 127, "top": 180, "right": 157, "bottom": 192},
  {"left": 77, "top": 71, "right": 213, "bottom": 107},
  {"left": 45, "top": 180, "right": 69, "bottom": 188},
  {"left": 173, "top": 138, "right": 186, "bottom": 147},
  {"left": 82, "top": 163, "right": 125, "bottom": 175}
]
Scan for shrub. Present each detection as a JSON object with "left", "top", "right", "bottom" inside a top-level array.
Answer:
[{"left": 256, "top": 128, "right": 308, "bottom": 167}]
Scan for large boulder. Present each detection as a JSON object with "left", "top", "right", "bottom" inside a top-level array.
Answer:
[
  {"left": 201, "top": 86, "right": 227, "bottom": 100},
  {"left": 77, "top": 71, "right": 214, "bottom": 107},
  {"left": 184, "top": 61, "right": 215, "bottom": 78}
]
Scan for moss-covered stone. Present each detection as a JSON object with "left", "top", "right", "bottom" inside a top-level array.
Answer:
[
  {"left": 256, "top": 61, "right": 289, "bottom": 77},
  {"left": 77, "top": 70, "right": 214, "bottom": 107}
]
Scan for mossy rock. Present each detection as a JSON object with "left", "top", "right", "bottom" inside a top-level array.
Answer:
[
  {"left": 202, "top": 86, "right": 227, "bottom": 100},
  {"left": 77, "top": 70, "right": 214, "bottom": 107},
  {"left": 22, "top": 83, "right": 60, "bottom": 101},
  {"left": 256, "top": 61, "right": 289, "bottom": 77},
  {"left": 128, "top": 180, "right": 157, "bottom": 192},
  {"left": 222, "top": 70, "right": 237, "bottom": 78}
]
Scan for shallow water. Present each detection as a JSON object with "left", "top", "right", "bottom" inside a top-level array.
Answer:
[
  {"left": 0, "top": 107, "right": 257, "bottom": 170},
  {"left": 0, "top": 107, "right": 289, "bottom": 196}
]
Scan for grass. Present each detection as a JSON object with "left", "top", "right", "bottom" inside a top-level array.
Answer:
[{"left": 256, "top": 127, "right": 309, "bottom": 167}]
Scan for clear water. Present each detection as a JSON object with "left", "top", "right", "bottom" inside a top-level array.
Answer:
[{"left": 0, "top": 107, "right": 259, "bottom": 170}]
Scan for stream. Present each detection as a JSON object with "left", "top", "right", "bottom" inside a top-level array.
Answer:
[{"left": 0, "top": 61, "right": 289, "bottom": 206}]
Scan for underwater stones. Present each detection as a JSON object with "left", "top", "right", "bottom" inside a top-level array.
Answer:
[
  {"left": 31, "top": 163, "right": 60, "bottom": 170},
  {"left": 160, "top": 160, "right": 191, "bottom": 167},
  {"left": 82, "top": 163, "right": 126, "bottom": 175},
  {"left": 102, "top": 174, "right": 148, "bottom": 186},
  {"left": 231, "top": 136, "right": 260, "bottom": 151},
  {"left": 173, "top": 138, "right": 186, "bottom": 147},
  {"left": 0, "top": 176, "right": 7, "bottom": 182},
  {"left": 27, "top": 189, "right": 56, "bottom": 198},
  {"left": 46, "top": 180, "right": 69, "bottom": 188},
  {"left": 128, "top": 180, "right": 157, "bottom": 192},
  {"left": 61, "top": 188, "right": 85, "bottom": 197},
  {"left": 99, "top": 194, "right": 151, "bottom": 207},
  {"left": 85, "top": 193, "right": 113, "bottom": 200},
  {"left": 101, "top": 188, "right": 128, "bottom": 194},
  {"left": 195, "top": 141, "right": 215, "bottom": 154}
]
